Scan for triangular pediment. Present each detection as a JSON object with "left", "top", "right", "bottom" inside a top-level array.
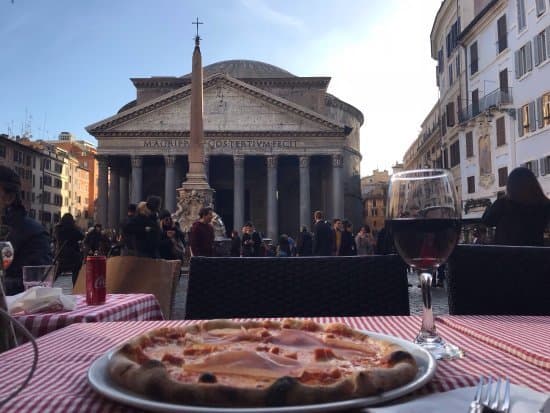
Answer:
[{"left": 86, "top": 74, "right": 345, "bottom": 135}]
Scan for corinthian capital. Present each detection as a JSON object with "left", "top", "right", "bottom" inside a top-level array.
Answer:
[
  {"left": 131, "top": 155, "right": 143, "bottom": 168},
  {"left": 332, "top": 154, "right": 343, "bottom": 168},
  {"left": 164, "top": 155, "right": 176, "bottom": 167},
  {"left": 233, "top": 155, "right": 245, "bottom": 167},
  {"left": 266, "top": 155, "right": 278, "bottom": 169},
  {"left": 299, "top": 156, "right": 310, "bottom": 168}
]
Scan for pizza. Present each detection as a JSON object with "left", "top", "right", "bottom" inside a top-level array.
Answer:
[{"left": 107, "top": 319, "right": 418, "bottom": 407}]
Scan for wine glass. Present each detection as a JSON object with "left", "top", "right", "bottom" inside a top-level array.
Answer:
[{"left": 387, "top": 169, "right": 463, "bottom": 360}]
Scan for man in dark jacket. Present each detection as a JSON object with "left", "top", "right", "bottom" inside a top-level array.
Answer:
[
  {"left": 0, "top": 166, "right": 52, "bottom": 295},
  {"left": 189, "top": 207, "right": 215, "bottom": 256},
  {"left": 312, "top": 210, "right": 333, "bottom": 256}
]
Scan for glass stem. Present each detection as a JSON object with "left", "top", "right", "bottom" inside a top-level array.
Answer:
[{"left": 419, "top": 271, "right": 436, "bottom": 336}]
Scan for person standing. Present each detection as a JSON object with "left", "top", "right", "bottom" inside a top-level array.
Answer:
[
  {"left": 0, "top": 166, "right": 52, "bottom": 295},
  {"left": 296, "top": 226, "right": 313, "bottom": 256},
  {"left": 482, "top": 167, "right": 550, "bottom": 246},
  {"left": 230, "top": 230, "right": 241, "bottom": 257},
  {"left": 355, "top": 225, "right": 372, "bottom": 255},
  {"left": 54, "top": 213, "right": 84, "bottom": 285},
  {"left": 339, "top": 220, "right": 357, "bottom": 256},
  {"left": 312, "top": 211, "right": 333, "bottom": 256},
  {"left": 332, "top": 218, "right": 343, "bottom": 256},
  {"left": 189, "top": 207, "right": 215, "bottom": 256}
]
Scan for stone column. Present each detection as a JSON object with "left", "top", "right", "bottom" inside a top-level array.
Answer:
[
  {"left": 164, "top": 155, "right": 176, "bottom": 212},
  {"left": 266, "top": 155, "right": 278, "bottom": 243},
  {"left": 108, "top": 160, "right": 120, "bottom": 229},
  {"left": 119, "top": 170, "right": 129, "bottom": 221},
  {"left": 204, "top": 155, "right": 210, "bottom": 183},
  {"left": 332, "top": 153, "right": 344, "bottom": 219},
  {"left": 233, "top": 155, "right": 245, "bottom": 232},
  {"left": 97, "top": 156, "right": 108, "bottom": 227},
  {"left": 299, "top": 155, "right": 311, "bottom": 230},
  {"left": 130, "top": 155, "right": 143, "bottom": 204}
]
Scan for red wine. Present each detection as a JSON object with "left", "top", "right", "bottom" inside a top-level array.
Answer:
[{"left": 388, "top": 219, "right": 461, "bottom": 270}]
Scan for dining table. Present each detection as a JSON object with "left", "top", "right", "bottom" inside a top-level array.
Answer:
[
  {"left": 0, "top": 315, "right": 548, "bottom": 412},
  {"left": 11, "top": 293, "right": 164, "bottom": 340}
]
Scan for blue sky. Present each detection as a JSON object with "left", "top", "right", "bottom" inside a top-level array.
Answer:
[{"left": 0, "top": 0, "right": 441, "bottom": 175}]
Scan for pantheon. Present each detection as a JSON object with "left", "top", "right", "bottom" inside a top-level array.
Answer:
[{"left": 87, "top": 60, "right": 364, "bottom": 239}]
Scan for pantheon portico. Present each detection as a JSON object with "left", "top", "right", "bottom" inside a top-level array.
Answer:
[{"left": 87, "top": 60, "right": 364, "bottom": 240}]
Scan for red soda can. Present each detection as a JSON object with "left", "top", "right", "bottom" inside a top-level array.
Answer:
[{"left": 86, "top": 255, "right": 106, "bottom": 305}]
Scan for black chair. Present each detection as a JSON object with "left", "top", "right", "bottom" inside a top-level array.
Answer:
[
  {"left": 447, "top": 245, "right": 550, "bottom": 315},
  {"left": 185, "top": 255, "right": 409, "bottom": 319}
]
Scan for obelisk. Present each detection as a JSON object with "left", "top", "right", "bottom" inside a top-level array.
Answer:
[{"left": 174, "top": 22, "right": 215, "bottom": 233}]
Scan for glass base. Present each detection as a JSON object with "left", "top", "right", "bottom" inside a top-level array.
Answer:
[{"left": 414, "top": 331, "right": 464, "bottom": 360}]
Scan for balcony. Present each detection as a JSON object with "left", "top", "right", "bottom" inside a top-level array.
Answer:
[{"left": 459, "top": 88, "right": 513, "bottom": 123}]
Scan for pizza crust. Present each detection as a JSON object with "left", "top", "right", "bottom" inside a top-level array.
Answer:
[{"left": 107, "top": 319, "right": 418, "bottom": 407}]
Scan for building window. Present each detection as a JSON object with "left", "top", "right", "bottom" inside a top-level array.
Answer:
[
  {"left": 498, "top": 167, "right": 508, "bottom": 187},
  {"left": 466, "top": 131, "right": 474, "bottom": 157},
  {"left": 534, "top": 29, "right": 548, "bottom": 67},
  {"left": 496, "top": 117, "right": 506, "bottom": 146},
  {"left": 536, "top": 0, "right": 546, "bottom": 16},
  {"left": 455, "top": 54, "right": 460, "bottom": 77},
  {"left": 497, "top": 14, "right": 507, "bottom": 53},
  {"left": 467, "top": 176, "right": 475, "bottom": 194},
  {"left": 43, "top": 175, "right": 52, "bottom": 187},
  {"left": 541, "top": 92, "right": 550, "bottom": 128},
  {"left": 450, "top": 140, "right": 460, "bottom": 168},
  {"left": 0, "top": 145, "right": 5, "bottom": 158},
  {"left": 515, "top": 41, "right": 533, "bottom": 78},
  {"left": 524, "top": 160, "right": 539, "bottom": 176},
  {"left": 448, "top": 64, "right": 454, "bottom": 85},
  {"left": 438, "top": 48, "right": 444, "bottom": 73},
  {"left": 54, "top": 163, "right": 63, "bottom": 174},
  {"left": 446, "top": 102, "right": 455, "bottom": 126},
  {"left": 517, "top": 0, "right": 526, "bottom": 31},
  {"left": 470, "top": 42, "right": 478, "bottom": 75},
  {"left": 518, "top": 102, "right": 536, "bottom": 137}
]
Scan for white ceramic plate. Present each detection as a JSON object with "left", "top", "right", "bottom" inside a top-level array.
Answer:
[{"left": 88, "top": 331, "right": 437, "bottom": 412}]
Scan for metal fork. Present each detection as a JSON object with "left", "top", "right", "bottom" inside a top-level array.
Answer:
[{"left": 469, "top": 376, "right": 511, "bottom": 413}]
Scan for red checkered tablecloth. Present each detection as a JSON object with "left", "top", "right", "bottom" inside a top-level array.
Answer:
[
  {"left": 437, "top": 315, "right": 550, "bottom": 370},
  {"left": 12, "top": 294, "right": 164, "bottom": 339},
  {"left": 0, "top": 316, "right": 548, "bottom": 412}
]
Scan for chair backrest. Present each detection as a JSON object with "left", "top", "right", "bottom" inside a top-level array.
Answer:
[
  {"left": 73, "top": 256, "right": 180, "bottom": 318},
  {"left": 447, "top": 245, "right": 550, "bottom": 315},
  {"left": 185, "top": 255, "right": 409, "bottom": 319}
]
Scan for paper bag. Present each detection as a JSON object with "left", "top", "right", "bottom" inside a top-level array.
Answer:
[{"left": 73, "top": 256, "right": 180, "bottom": 318}]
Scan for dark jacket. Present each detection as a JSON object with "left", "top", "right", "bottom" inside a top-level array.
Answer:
[
  {"left": 53, "top": 224, "right": 84, "bottom": 275},
  {"left": 297, "top": 230, "right": 313, "bottom": 256},
  {"left": 482, "top": 198, "right": 550, "bottom": 246},
  {"left": 190, "top": 221, "right": 214, "bottom": 257},
  {"left": 241, "top": 232, "right": 262, "bottom": 257},
  {"left": 230, "top": 235, "right": 241, "bottom": 257},
  {"left": 339, "top": 231, "right": 357, "bottom": 256},
  {"left": 376, "top": 226, "right": 395, "bottom": 255},
  {"left": 159, "top": 227, "right": 185, "bottom": 261},
  {"left": 3, "top": 206, "right": 52, "bottom": 295},
  {"left": 122, "top": 214, "right": 161, "bottom": 258},
  {"left": 312, "top": 220, "right": 333, "bottom": 256}
]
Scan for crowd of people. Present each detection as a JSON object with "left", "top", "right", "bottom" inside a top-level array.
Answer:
[{"left": 1, "top": 164, "right": 549, "bottom": 296}]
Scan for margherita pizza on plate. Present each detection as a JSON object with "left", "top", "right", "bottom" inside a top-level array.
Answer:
[{"left": 107, "top": 319, "right": 418, "bottom": 408}]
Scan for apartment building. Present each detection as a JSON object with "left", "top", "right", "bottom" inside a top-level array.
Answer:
[
  {"left": 361, "top": 169, "right": 389, "bottom": 234},
  {"left": 0, "top": 134, "right": 42, "bottom": 219},
  {"left": 404, "top": 0, "right": 550, "bottom": 218}
]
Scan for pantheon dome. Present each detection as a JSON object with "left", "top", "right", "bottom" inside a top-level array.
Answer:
[{"left": 183, "top": 59, "right": 296, "bottom": 79}]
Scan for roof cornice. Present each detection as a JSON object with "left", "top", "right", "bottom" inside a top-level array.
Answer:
[
  {"left": 87, "top": 73, "right": 346, "bottom": 134},
  {"left": 93, "top": 130, "right": 347, "bottom": 138}
]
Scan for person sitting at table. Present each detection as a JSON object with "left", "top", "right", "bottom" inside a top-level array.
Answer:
[
  {"left": 482, "top": 167, "right": 550, "bottom": 246},
  {"left": 0, "top": 166, "right": 52, "bottom": 295},
  {"left": 189, "top": 207, "right": 215, "bottom": 256}
]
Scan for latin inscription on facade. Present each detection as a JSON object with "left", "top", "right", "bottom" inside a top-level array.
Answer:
[{"left": 142, "top": 138, "right": 299, "bottom": 152}]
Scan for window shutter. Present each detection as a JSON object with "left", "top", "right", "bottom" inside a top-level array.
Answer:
[
  {"left": 537, "top": 97, "right": 544, "bottom": 129},
  {"left": 532, "top": 160, "right": 539, "bottom": 176},
  {"left": 496, "top": 117, "right": 506, "bottom": 146},
  {"left": 515, "top": 50, "right": 521, "bottom": 78},
  {"left": 536, "top": 0, "right": 546, "bottom": 16},
  {"left": 526, "top": 41, "right": 533, "bottom": 72},
  {"left": 529, "top": 101, "right": 537, "bottom": 132},
  {"left": 534, "top": 35, "right": 541, "bottom": 66},
  {"left": 540, "top": 158, "right": 547, "bottom": 176},
  {"left": 546, "top": 27, "right": 550, "bottom": 59},
  {"left": 518, "top": 108, "right": 524, "bottom": 137}
]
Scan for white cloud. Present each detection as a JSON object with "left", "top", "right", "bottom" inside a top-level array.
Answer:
[{"left": 240, "top": 0, "right": 304, "bottom": 29}]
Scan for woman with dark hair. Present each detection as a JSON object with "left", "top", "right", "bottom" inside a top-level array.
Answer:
[
  {"left": 482, "top": 167, "right": 550, "bottom": 246},
  {"left": 54, "top": 213, "right": 84, "bottom": 285},
  {"left": 339, "top": 220, "right": 357, "bottom": 256}
]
